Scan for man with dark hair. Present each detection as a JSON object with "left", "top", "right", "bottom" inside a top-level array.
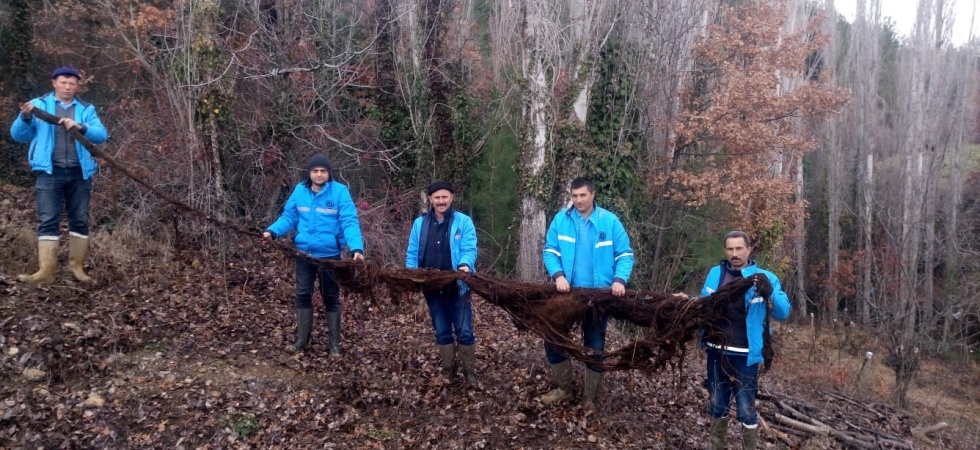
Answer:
[
  {"left": 11, "top": 66, "right": 108, "bottom": 284},
  {"left": 700, "top": 231, "right": 791, "bottom": 450},
  {"left": 406, "top": 181, "right": 479, "bottom": 385},
  {"left": 539, "top": 177, "right": 634, "bottom": 407},
  {"left": 263, "top": 153, "right": 364, "bottom": 355}
]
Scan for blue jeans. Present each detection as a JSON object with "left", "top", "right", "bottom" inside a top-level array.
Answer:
[
  {"left": 295, "top": 257, "right": 340, "bottom": 312},
  {"left": 706, "top": 348, "right": 759, "bottom": 426},
  {"left": 35, "top": 167, "right": 91, "bottom": 238},
  {"left": 424, "top": 287, "right": 475, "bottom": 346},
  {"left": 545, "top": 312, "right": 609, "bottom": 372}
]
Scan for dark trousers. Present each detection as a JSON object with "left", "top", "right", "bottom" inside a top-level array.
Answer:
[{"left": 294, "top": 257, "right": 340, "bottom": 312}]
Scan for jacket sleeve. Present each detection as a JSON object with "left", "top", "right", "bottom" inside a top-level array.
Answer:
[
  {"left": 79, "top": 105, "right": 108, "bottom": 144},
  {"left": 266, "top": 187, "right": 300, "bottom": 238},
  {"left": 338, "top": 186, "right": 364, "bottom": 254},
  {"left": 611, "top": 217, "right": 634, "bottom": 284},
  {"left": 10, "top": 99, "right": 42, "bottom": 143},
  {"left": 766, "top": 272, "right": 792, "bottom": 321},
  {"left": 457, "top": 214, "right": 478, "bottom": 270},
  {"left": 542, "top": 216, "right": 564, "bottom": 279},
  {"left": 700, "top": 266, "right": 721, "bottom": 297},
  {"left": 405, "top": 218, "right": 421, "bottom": 268}
]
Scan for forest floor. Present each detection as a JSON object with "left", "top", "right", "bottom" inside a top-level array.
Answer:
[{"left": 1, "top": 182, "right": 978, "bottom": 449}]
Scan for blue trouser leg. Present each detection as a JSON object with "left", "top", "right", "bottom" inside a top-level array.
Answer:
[
  {"left": 35, "top": 171, "right": 64, "bottom": 238},
  {"left": 64, "top": 168, "right": 92, "bottom": 237},
  {"left": 706, "top": 348, "right": 760, "bottom": 425},
  {"left": 582, "top": 312, "right": 609, "bottom": 372}
]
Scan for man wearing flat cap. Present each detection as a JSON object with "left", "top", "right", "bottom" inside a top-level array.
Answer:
[
  {"left": 263, "top": 153, "right": 365, "bottom": 355},
  {"left": 11, "top": 66, "right": 108, "bottom": 284},
  {"left": 405, "top": 181, "right": 479, "bottom": 385}
]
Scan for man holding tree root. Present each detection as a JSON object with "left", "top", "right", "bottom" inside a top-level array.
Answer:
[
  {"left": 539, "top": 177, "right": 634, "bottom": 409},
  {"left": 700, "top": 231, "right": 791, "bottom": 450}
]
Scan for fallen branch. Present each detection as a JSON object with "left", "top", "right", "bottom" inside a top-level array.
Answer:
[{"left": 910, "top": 421, "right": 947, "bottom": 444}]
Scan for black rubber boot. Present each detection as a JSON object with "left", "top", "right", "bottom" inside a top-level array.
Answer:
[
  {"left": 459, "top": 344, "right": 477, "bottom": 385},
  {"left": 326, "top": 312, "right": 341, "bottom": 355},
  {"left": 288, "top": 308, "right": 313, "bottom": 352}
]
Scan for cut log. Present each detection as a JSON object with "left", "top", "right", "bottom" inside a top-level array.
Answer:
[{"left": 773, "top": 413, "right": 830, "bottom": 436}]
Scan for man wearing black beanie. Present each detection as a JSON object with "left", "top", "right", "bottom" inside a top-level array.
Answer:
[{"left": 263, "top": 153, "right": 365, "bottom": 355}]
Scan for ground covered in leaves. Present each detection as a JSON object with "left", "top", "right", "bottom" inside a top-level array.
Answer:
[{"left": 1, "top": 184, "right": 978, "bottom": 449}]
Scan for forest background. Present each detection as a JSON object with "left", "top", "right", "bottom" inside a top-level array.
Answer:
[{"left": 1, "top": 0, "right": 979, "bottom": 446}]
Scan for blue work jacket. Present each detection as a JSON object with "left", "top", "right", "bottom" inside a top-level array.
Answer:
[
  {"left": 10, "top": 93, "right": 108, "bottom": 180},
  {"left": 542, "top": 204, "right": 634, "bottom": 287},
  {"left": 266, "top": 180, "right": 364, "bottom": 258}
]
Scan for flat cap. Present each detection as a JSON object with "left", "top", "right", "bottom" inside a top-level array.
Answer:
[
  {"left": 426, "top": 181, "right": 454, "bottom": 195},
  {"left": 51, "top": 67, "right": 81, "bottom": 79}
]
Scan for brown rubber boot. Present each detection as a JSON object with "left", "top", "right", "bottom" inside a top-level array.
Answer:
[
  {"left": 459, "top": 344, "right": 477, "bottom": 385},
  {"left": 18, "top": 239, "right": 58, "bottom": 284},
  {"left": 539, "top": 360, "right": 573, "bottom": 405},
  {"left": 741, "top": 423, "right": 759, "bottom": 450},
  {"left": 68, "top": 235, "right": 93, "bottom": 283},
  {"left": 582, "top": 368, "right": 603, "bottom": 408},
  {"left": 709, "top": 417, "right": 730, "bottom": 450},
  {"left": 439, "top": 344, "right": 457, "bottom": 380}
]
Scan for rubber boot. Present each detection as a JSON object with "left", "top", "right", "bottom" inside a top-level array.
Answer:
[
  {"left": 288, "top": 308, "right": 313, "bottom": 352},
  {"left": 459, "top": 344, "right": 477, "bottom": 385},
  {"left": 582, "top": 368, "right": 603, "bottom": 408},
  {"left": 326, "top": 312, "right": 342, "bottom": 355},
  {"left": 18, "top": 239, "right": 58, "bottom": 284},
  {"left": 741, "top": 424, "right": 759, "bottom": 450},
  {"left": 539, "top": 360, "right": 573, "bottom": 405},
  {"left": 438, "top": 344, "right": 457, "bottom": 380},
  {"left": 709, "top": 417, "right": 730, "bottom": 450},
  {"left": 68, "top": 235, "right": 93, "bottom": 283}
]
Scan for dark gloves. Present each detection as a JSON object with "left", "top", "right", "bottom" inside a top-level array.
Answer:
[{"left": 753, "top": 274, "right": 773, "bottom": 299}]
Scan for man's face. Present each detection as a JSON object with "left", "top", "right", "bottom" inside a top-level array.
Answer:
[
  {"left": 570, "top": 186, "right": 595, "bottom": 215},
  {"left": 51, "top": 76, "right": 80, "bottom": 102},
  {"left": 309, "top": 167, "right": 330, "bottom": 186},
  {"left": 724, "top": 237, "right": 751, "bottom": 269},
  {"left": 429, "top": 189, "right": 454, "bottom": 216}
]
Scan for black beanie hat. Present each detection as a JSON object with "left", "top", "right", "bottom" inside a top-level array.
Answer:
[
  {"left": 426, "top": 181, "right": 454, "bottom": 196},
  {"left": 307, "top": 153, "right": 332, "bottom": 172}
]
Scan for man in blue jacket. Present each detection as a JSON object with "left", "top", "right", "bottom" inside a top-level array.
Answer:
[
  {"left": 11, "top": 67, "right": 108, "bottom": 284},
  {"left": 700, "top": 231, "right": 791, "bottom": 450},
  {"left": 405, "top": 181, "right": 479, "bottom": 385},
  {"left": 539, "top": 177, "right": 634, "bottom": 407},
  {"left": 263, "top": 153, "right": 364, "bottom": 355}
]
